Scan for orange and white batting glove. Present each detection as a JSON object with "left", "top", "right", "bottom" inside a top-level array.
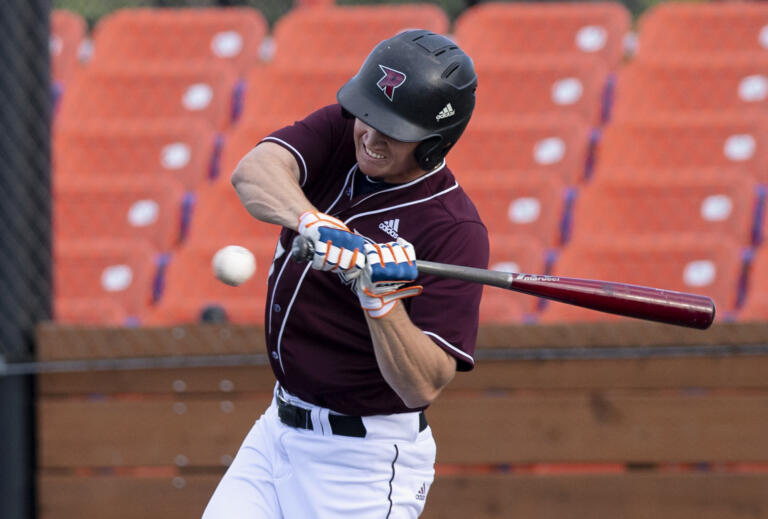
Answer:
[
  {"left": 355, "top": 238, "right": 423, "bottom": 318},
  {"left": 298, "top": 211, "right": 366, "bottom": 276}
]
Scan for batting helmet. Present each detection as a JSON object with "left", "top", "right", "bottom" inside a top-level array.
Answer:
[{"left": 337, "top": 30, "right": 477, "bottom": 171}]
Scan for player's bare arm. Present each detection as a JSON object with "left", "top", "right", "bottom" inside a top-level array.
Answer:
[
  {"left": 353, "top": 238, "right": 454, "bottom": 407},
  {"left": 232, "top": 143, "right": 366, "bottom": 274},
  {"left": 231, "top": 141, "right": 310, "bottom": 230},
  {"left": 366, "top": 303, "right": 456, "bottom": 408}
]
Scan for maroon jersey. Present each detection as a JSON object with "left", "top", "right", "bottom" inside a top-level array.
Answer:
[{"left": 260, "top": 104, "right": 489, "bottom": 416}]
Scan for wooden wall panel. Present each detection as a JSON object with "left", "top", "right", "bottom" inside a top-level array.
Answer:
[
  {"left": 424, "top": 473, "right": 768, "bottom": 519},
  {"left": 35, "top": 322, "right": 768, "bottom": 518},
  {"left": 39, "top": 393, "right": 768, "bottom": 467},
  {"left": 38, "top": 398, "right": 270, "bottom": 468},
  {"left": 38, "top": 366, "right": 277, "bottom": 395},
  {"left": 38, "top": 473, "right": 768, "bottom": 519},
  {"left": 452, "top": 356, "right": 768, "bottom": 390},
  {"left": 38, "top": 474, "right": 220, "bottom": 519},
  {"left": 37, "top": 355, "right": 768, "bottom": 395},
  {"left": 429, "top": 393, "right": 768, "bottom": 463}
]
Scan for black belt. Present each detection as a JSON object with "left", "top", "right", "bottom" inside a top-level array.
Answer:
[{"left": 276, "top": 392, "right": 427, "bottom": 438}]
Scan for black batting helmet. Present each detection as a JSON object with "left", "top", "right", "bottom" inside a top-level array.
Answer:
[{"left": 337, "top": 30, "right": 477, "bottom": 171}]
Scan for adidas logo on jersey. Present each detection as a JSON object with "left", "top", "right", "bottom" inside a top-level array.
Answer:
[
  {"left": 415, "top": 483, "right": 427, "bottom": 501},
  {"left": 435, "top": 103, "right": 455, "bottom": 121},
  {"left": 378, "top": 219, "right": 400, "bottom": 239}
]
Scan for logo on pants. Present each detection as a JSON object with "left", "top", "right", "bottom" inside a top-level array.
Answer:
[{"left": 415, "top": 482, "right": 427, "bottom": 501}]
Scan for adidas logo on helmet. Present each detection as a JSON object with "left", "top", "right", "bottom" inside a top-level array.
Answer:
[{"left": 435, "top": 103, "right": 455, "bottom": 121}]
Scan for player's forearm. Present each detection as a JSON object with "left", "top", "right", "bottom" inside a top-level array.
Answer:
[
  {"left": 367, "top": 303, "right": 456, "bottom": 409},
  {"left": 231, "top": 142, "right": 313, "bottom": 230}
]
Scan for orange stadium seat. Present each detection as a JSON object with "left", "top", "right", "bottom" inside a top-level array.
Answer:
[
  {"left": 56, "top": 63, "right": 238, "bottom": 131},
  {"left": 146, "top": 238, "right": 278, "bottom": 325},
  {"left": 89, "top": 7, "right": 267, "bottom": 77},
  {"left": 53, "top": 119, "right": 218, "bottom": 190},
  {"left": 636, "top": 2, "right": 768, "bottom": 59},
  {"left": 54, "top": 240, "right": 159, "bottom": 321},
  {"left": 594, "top": 115, "right": 768, "bottom": 183},
  {"left": 461, "top": 175, "right": 568, "bottom": 247},
  {"left": 239, "top": 66, "right": 352, "bottom": 126},
  {"left": 454, "top": 1, "right": 631, "bottom": 69},
  {"left": 54, "top": 298, "right": 130, "bottom": 326},
  {"left": 739, "top": 246, "right": 768, "bottom": 320},
  {"left": 270, "top": 4, "right": 449, "bottom": 71},
  {"left": 611, "top": 56, "right": 768, "bottom": 121},
  {"left": 568, "top": 173, "right": 758, "bottom": 246},
  {"left": 219, "top": 119, "right": 289, "bottom": 178},
  {"left": 474, "top": 56, "right": 610, "bottom": 125},
  {"left": 538, "top": 235, "right": 744, "bottom": 324},
  {"left": 54, "top": 177, "right": 187, "bottom": 252},
  {"left": 185, "top": 181, "right": 279, "bottom": 246},
  {"left": 51, "top": 9, "right": 87, "bottom": 89},
  {"left": 480, "top": 236, "right": 549, "bottom": 322},
  {"left": 450, "top": 116, "right": 592, "bottom": 185}
]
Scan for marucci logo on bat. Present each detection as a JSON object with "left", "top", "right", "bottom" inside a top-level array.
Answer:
[{"left": 515, "top": 273, "right": 560, "bottom": 282}]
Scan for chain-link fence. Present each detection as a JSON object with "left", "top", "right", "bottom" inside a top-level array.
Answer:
[{"left": 1, "top": 0, "right": 51, "bottom": 364}]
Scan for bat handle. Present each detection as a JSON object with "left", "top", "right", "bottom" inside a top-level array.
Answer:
[{"left": 291, "top": 235, "right": 314, "bottom": 263}]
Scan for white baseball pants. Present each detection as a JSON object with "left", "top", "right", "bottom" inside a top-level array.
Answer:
[{"left": 202, "top": 387, "right": 436, "bottom": 518}]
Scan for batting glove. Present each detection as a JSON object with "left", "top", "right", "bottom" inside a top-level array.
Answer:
[
  {"left": 298, "top": 211, "right": 366, "bottom": 276},
  {"left": 355, "top": 238, "right": 423, "bottom": 318}
]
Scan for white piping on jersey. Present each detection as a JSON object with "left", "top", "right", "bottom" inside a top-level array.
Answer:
[
  {"left": 325, "top": 164, "right": 358, "bottom": 214},
  {"left": 268, "top": 250, "right": 293, "bottom": 335},
  {"left": 276, "top": 262, "right": 313, "bottom": 374},
  {"left": 351, "top": 159, "right": 447, "bottom": 208},
  {"left": 423, "top": 331, "right": 474, "bottom": 366},
  {"left": 344, "top": 181, "right": 459, "bottom": 227},
  {"left": 261, "top": 137, "right": 309, "bottom": 188},
  {"left": 272, "top": 165, "right": 356, "bottom": 373}
]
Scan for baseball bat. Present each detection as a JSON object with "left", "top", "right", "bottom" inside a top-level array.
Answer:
[{"left": 290, "top": 236, "right": 715, "bottom": 330}]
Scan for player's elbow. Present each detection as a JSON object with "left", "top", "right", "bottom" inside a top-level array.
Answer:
[
  {"left": 401, "top": 387, "right": 441, "bottom": 409},
  {"left": 401, "top": 363, "right": 456, "bottom": 409}
]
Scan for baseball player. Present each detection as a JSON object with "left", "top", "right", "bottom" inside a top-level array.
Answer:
[{"left": 202, "top": 30, "right": 488, "bottom": 518}]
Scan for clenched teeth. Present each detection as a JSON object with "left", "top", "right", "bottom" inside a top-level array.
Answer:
[{"left": 364, "top": 144, "right": 385, "bottom": 159}]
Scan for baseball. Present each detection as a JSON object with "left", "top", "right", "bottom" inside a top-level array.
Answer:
[{"left": 212, "top": 245, "right": 256, "bottom": 286}]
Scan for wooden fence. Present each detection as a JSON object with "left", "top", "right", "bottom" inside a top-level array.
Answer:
[{"left": 35, "top": 321, "right": 768, "bottom": 518}]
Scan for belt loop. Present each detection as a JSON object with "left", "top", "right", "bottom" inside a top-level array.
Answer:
[{"left": 419, "top": 410, "right": 428, "bottom": 432}]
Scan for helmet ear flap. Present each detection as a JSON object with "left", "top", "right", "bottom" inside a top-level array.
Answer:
[{"left": 415, "top": 137, "right": 453, "bottom": 171}]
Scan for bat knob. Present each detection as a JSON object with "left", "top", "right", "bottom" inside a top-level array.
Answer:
[{"left": 291, "top": 236, "right": 314, "bottom": 263}]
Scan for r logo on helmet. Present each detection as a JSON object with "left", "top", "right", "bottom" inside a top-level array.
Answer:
[{"left": 377, "top": 65, "right": 406, "bottom": 101}]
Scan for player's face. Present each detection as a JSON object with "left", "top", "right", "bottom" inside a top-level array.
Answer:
[{"left": 353, "top": 119, "right": 423, "bottom": 184}]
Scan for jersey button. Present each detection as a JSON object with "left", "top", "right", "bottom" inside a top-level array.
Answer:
[
  {"left": 271, "top": 351, "right": 278, "bottom": 360},
  {"left": 272, "top": 303, "right": 281, "bottom": 313}
]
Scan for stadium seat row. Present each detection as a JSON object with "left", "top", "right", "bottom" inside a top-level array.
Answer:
[
  {"left": 55, "top": 231, "right": 764, "bottom": 325},
  {"left": 49, "top": 1, "right": 768, "bottom": 326}
]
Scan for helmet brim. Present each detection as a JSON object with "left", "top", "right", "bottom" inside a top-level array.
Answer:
[{"left": 337, "top": 81, "right": 436, "bottom": 143}]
